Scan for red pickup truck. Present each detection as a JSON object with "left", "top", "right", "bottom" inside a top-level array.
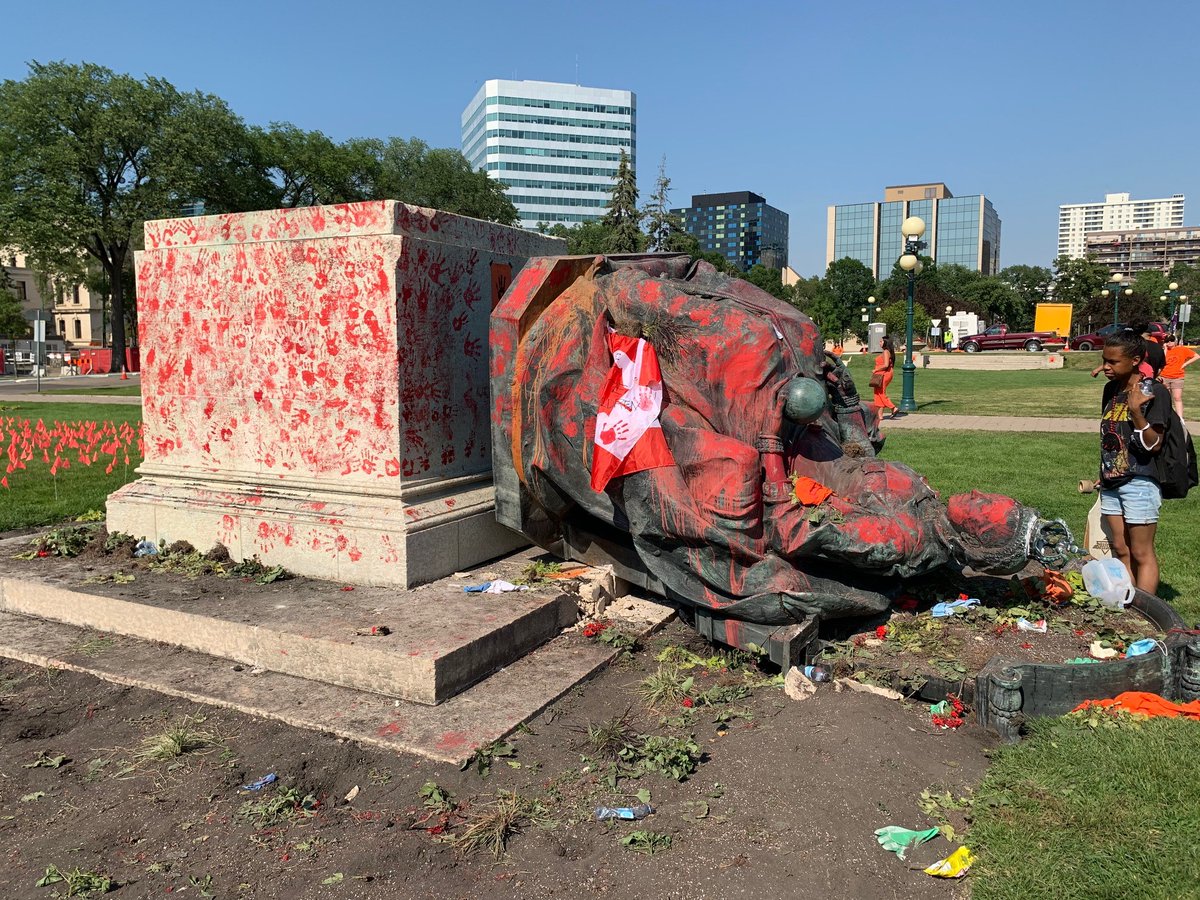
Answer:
[{"left": 958, "top": 324, "right": 1066, "bottom": 353}]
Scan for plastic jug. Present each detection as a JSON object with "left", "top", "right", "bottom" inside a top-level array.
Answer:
[{"left": 1081, "top": 558, "right": 1134, "bottom": 609}]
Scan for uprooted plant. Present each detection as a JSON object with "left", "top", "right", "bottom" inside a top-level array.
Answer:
[
  {"left": 237, "top": 784, "right": 319, "bottom": 827},
  {"left": 135, "top": 715, "right": 220, "bottom": 761},
  {"left": 449, "top": 791, "right": 549, "bottom": 858}
]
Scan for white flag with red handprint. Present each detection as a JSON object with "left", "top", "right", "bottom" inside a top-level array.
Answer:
[{"left": 590, "top": 329, "right": 675, "bottom": 491}]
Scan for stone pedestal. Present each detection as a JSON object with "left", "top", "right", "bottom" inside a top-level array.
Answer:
[{"left": 108, "top": 201, "right": 562, "bottom": 586}]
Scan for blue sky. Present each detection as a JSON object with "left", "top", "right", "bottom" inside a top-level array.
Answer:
[{"left": 6, "top": 0, "right": 1198, "bottom": 276}]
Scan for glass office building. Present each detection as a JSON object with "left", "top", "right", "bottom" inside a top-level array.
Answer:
[
  {"left": 825, "top": 184, "right": 1001, "bottom": 279},
  {"left": 672, "top": 191, "right": 790, "bottom": 271},
  {"left": 461, "top": 79, "right": 636, "bottom": 230}
]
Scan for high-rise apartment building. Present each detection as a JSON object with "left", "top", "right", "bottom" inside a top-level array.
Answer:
[
  {"left": 1057, "top": 192, "right": 1184, "bottom": 260},
  {"left": 1084, "top": 226, "right": 1200, "bottom": 277},
  {"left": 672, "top": 191, "right": 789, "bottom": 271},
  {"left": 826, "top": 183, "right": 1001, "bottom": 279},
  {"left": 461, "top": 79, "right": 636, "bottom": 230}
]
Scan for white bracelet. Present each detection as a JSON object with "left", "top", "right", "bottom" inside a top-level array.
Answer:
[{"left": 1133, "top": 425, "right": 1161, "bottom": 451}]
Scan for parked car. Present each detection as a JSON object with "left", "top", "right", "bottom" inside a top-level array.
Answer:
[
  {"left": 1069, "top": 322, "right": 1168, "bottom": 351},
  {"left": 958, "top": 324, "right": 1066, "bottom": 353}
]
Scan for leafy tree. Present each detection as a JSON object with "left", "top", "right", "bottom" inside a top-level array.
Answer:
[
  {"left": 880, "top": 300, "right": 931, "bottom": 346},
  {"left": 1167, "top": 262, "right": 1200, "bottom": 299},
  {"left": 935, "top": 264, "right": 983, "bottom": 303},
  {"left": 373, "top": 138, "right": 517, "bottom": 224},
  {"left": 1052, "top": 254, "right": 1110, "bottom": 311},
  {"left": 1131, "top": 270, "right": 1169, "bottom": 319},
  {"left": 742, "top": 264, "right": 787, "bottom": 300},
  {"left": 962, "top": 277, "right": 1028, "bottom": 329},
  {"left": 602, "top": 149, "right": 645, "bottom": 254},
  {"left": 252, "top": 123, "right": 378, "bottom": 207},
  {"left": 0, "top": 269, "right": 30, "bottom": 337},
  {"left": 1079, "top": 290, "right": 1155, "bottom": 330},
  {"left": 822, "top": 257, "right": 876, "bottom": 342},
  {"left": 0, "top": 61, "right": 270, "bottom": 368},
  {"left": 999, "top": 264, "right": 1053, "bottom": 309}
]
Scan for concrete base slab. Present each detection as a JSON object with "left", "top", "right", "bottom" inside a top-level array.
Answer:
[
  {"left": 0, "top": 569, "right": 573, "bottom": 706},
  {"left": 107, "top": 472, "right": 528, "bottom": 589},
  {"left": 0, "top": 595, "right": 676, "bottom": 763}
]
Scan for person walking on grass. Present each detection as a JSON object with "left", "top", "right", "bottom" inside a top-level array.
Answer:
[
  {"left": 1160, "top": 336, "right": 1199, "bottom": 421},
  {"left": 1097, "top": 330, "right": 1169, "bottom": 594},
  {"left": 871, "top": 336, "right": 898, "bottom": 423}
]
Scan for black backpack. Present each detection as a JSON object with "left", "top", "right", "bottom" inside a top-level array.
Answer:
[{"left": 1155, "top": 397, "right": 1198, "bottom": 500}]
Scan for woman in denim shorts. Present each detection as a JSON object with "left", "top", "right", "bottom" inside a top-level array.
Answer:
[{"left": 1097, "top": 330, "right": 1169, "bottom": 594}]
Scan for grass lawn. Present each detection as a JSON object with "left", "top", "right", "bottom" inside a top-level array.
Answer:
[
  {"left": 840, "top": 352, "right": 1200, "bottom": 420},
  {"left": 883, "top": 430, "right": 1200, "bottom": 899},
  {"left": 42, "top": 384, "right": 142, "bottom": 396},
  {"left": 0, "top": 402, "right": 144, "bottom": 533},
  {"left": 969, "top": 716, "right": 1200, "bottom": 900},
  {"left": 880, "top": 430, "right": 1200, "bottom": 623}
]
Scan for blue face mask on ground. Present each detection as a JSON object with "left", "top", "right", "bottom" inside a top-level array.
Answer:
[{"left": 1125, "top": 638, "right": 1160, "bottom": 658}]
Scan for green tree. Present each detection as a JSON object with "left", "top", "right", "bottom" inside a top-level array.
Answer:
[
  {"left": 880, "top": 300, "right": 931, "bottom": 345},
  {"left": 742, "top": 264, "right": 787, "bottom": 300},
  {"left": 962, "top": 277, "right": 1028, "bottom": 329},
  {"left": 602, "top": 149, "right": 645, "bottom": 254},
  {"left": 252, "top": 123, "right": 378, "bottom": 207},
  {"left": 1167, "top": 262, "right": 1200, "bottom": 299},
  {"left": 373, "top": 138, "right": 517, "bottom": 224},
  {"left": 642, "top": 156, "right": 693, "bottom": 253},
  {"left": 1052, "top": 254, "right": 1110, "bottom": 311},
  {"left": 935, "top": 264, "right": 983, "bottom": 303},
  {"left": 545, "top": 220, "right": 614, "bottom": 255},
  {"left": 1131, "top": 270, "right": 1169, "bottom": 319},
  {"left": 999, "top": 264, "right": 1053, "bottom": 309},
  {"left": 822, "top": 257, "right": 876, "bottom": 343},
  {"left": 0, "top": 269, "right": 30, "bottom": 337},
  {"left": 0, "top": 61, "right": 270, "bottom": 368}
]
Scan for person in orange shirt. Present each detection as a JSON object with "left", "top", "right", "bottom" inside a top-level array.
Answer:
[
  {"left": 1160, "top": 336, "right": 1199, "bottom": 420},
  {"left": 872, "top": 336, "right": 898, "bottom": 422}
]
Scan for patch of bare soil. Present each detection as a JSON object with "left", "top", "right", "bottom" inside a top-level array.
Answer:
[{"left": 0, "top": 621, "right": 992, "bottom": 900}]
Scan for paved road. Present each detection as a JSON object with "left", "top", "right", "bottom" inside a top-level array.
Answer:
[{"left": 882, "top": 413, "right": 1197, "bottom": 435}]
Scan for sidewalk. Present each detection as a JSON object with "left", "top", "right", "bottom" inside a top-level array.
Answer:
[
  {"left": 1, "top": 393, "right": 141, "bottom": 405},
  {"left": 882, "top": 414, "right": 1094, "bottom": 432}
]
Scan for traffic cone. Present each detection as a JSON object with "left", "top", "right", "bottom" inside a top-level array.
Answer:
[{"left": 120, "top": 369, "right": 128, "bottom": 381}]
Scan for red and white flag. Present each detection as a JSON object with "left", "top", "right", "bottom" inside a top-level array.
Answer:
[{"left": 590, "top": 330, "right": 675, "bottom": 492}]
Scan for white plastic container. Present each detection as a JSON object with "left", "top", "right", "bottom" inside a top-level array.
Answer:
[{"left": 1081, "top": 558, "right": 1134, "bottom": 610}]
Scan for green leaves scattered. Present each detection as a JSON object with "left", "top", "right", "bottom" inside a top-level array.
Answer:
[
  {"left": 619, "top": 830, "right": 673, "bottom": 854},
  {"left": 619, "top": 735, "right": 701, "bottom": 782},
  {"left": 461, "top": 740, "right": 516, "bottom": 777},
  {"left": 419, "top": 781, "right": 455, "bottom": 813},
  {"left": 35, "top": 865, "right": 111, "bottom": 896},
  {"left": 25, "top": 751, "right": 69, "bottom": 769}
]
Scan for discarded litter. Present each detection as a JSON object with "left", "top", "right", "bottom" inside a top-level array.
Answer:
[
  {"left": 1017, "top": 617, "right": 1048, "bottom": 633},
  {"left": 802, "top": 665, "right": 831, "bottom": 683},
  {"left": 133, "top": 539, "right": 159, "bottom": 557},
  {"left": 463, "top": 580, "right": 529, "bottom": 594},
  {"left": 930, "top": 598, "right": 979, "bottom": 617},
  {"left": 1089, "top": 641, "right": 1120, "bottom": 660},
  {"left": 1125, "top": 638, "right": 1161, "bottom": 658},
  {"left": 241, "top": 773, "right": 276, "bottom": 791},
  {"left": 924, "top": 845, "right": 974, "bottom": 878},
  {"left": 1066, "top": 657, "right": 1102, "bottom": 665},
  {"left": 837, "top": 678, "right": 903, "bottom": 701},
  {"left": 874, "top": 825, "right": 940, "bottom": 860},
  {"left": 596, "top": 803, "right": 653, "bottom": 821},
  {"left": 354, "top": 625, "right": 391, "bottom": 637}
]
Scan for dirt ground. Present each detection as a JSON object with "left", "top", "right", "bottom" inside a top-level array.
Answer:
[{"left": 0, "top": 617, "right": 992, "bottom": 900}]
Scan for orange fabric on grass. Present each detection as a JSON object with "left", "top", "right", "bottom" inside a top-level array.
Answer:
[{"left": 1073, "top": 691, "right": 1200, "bottom": 720}]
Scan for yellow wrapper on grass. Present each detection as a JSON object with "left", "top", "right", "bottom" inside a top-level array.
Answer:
[{"left": 924, "top": 845, "right": 974, "bottom": 878}]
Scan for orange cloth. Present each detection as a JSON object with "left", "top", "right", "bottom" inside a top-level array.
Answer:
[
  {"left": 1160, "top": 345, "right": 1198, "bottom": 380},
  {"left": 1073, "top": 691, "right": 1200, "bottom": 720},
  {"left": 790, "top": 476, "right": 833, "bottom": 506}
]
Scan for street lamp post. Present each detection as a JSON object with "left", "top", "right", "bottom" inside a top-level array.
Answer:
[
  {"left": 1099, "top": 273, "right": 1132, "bottom": 327},
  {"left": 1165, "top": 281, "right": 1180, "bottom": 336},
  {"left": 860, "top": 294, "right": 878, "bottom": 350},
  {"left": 897, "top": 216, "right": 926, "bottom": 412}
]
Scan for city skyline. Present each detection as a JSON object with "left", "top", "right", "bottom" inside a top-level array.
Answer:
[{"left": 4, "top": 0, "right": 1198, "bottom": 277}]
